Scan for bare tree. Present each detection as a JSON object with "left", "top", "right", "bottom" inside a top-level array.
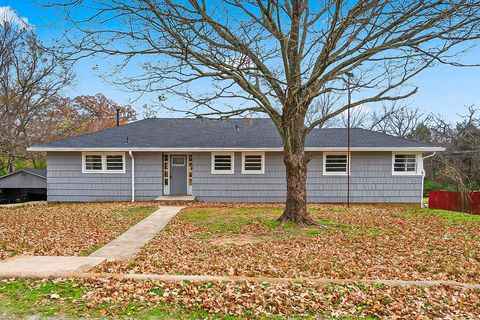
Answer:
[
  {"left": 424, "top": 106, "right": 480, "bottom": 186},
  {"left": 0, "top": 14, "right": 73, "bottom": 173},
  {"left": 440, "top": 162, "right": 471, "bottom": 213},
  {"left": 370, "top": 102, "right": 430, "bottom": 138},
  {"left": 48, "top": 0, "right": 480, "bottom": 223},
  {"left": 338, "top": 104, "right": 371, "bottom": 128}
]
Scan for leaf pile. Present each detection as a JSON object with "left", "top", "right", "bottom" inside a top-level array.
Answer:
[
  {"left": 0, "top": 203, "right": 155, "bottom": 259},
  {"left": 16, "top": 278, "right": 480, "bottom": 319},
  {"left": 98, "top": 205, "right": 480, "bottom": 283}
]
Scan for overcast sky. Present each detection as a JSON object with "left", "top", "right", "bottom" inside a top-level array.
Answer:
[{"left": 4, "top": 0, "right": 480, "bottom": 122}]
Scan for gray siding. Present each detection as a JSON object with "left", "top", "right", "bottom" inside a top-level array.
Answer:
[
  {"left": 47, "top": 151, "right": 422, "bottom": 204},
  {"left": 0, "top": 172, "right": 47, "bottom": 189},
  {"left": 47, "top": 152, "right": 162, "bottom": 202},
  {"left": 192, "top": 151, "right": 422, "bottom": 204}
]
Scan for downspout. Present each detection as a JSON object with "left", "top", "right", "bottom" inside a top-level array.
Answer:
[
  {"left": 421, "top": 152, "right": 437, "bottom": 207},
  {"left": 129, "top": 151, "right": 135, "bottom": 202}
]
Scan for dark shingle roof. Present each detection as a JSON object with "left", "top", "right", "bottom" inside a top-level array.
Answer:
[
  {"left": 23, "top": 168, "right": 47, "bottom": 178},
  {"left": 29, "top": 118, "right": 442, "bottom": 151},
  {"left": 0, "top": 168, "right": 46, "bottom": 180}
]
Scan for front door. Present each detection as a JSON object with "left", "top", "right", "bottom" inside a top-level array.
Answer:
[{"left": 170, "top": 155, "right": 187, "bottom": 195}]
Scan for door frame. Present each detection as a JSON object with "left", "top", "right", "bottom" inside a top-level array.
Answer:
[{"left": 163, "top": 153, "right": 192, "bottom": 195}]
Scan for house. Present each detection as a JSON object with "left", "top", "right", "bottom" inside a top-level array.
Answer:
[
  {"left": 28, "top": 118, "right": 444, "bottom": 204},
  {"left": 0, "top": 168, "right": 47, "bottom": 204}
]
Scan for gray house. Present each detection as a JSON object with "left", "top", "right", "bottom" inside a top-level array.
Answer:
[{"left": 28, "top": 118, "right": 443, "bottom": 205}]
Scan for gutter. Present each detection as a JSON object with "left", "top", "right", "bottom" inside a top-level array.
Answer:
[
  {"left": 27, "top": 146, "right": 447, "bottom": 152},
  {"left": 421, "top": 152, "right": 437, "bottom": 207},
  {"left": 129, "top": 151, "right": 135, "bottom": 202}
]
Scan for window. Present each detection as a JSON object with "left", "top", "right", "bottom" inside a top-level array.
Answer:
[
  {"left": 82, "top": 152, "right": 125, "bottom": 173},
  {"left": 106, "top": 155, "right": 124, "bottom": 171},
  {"left": 171, "top": 155, "right": 186, "bottom": 166},
  {"left": 211, "top": 152, "right": 234, "bottom": 174},
  {"left": 242, "top": 152, "right": 264, "bottom": 174},
  {"left": 163, "top": 155, "right": 170, "bottom": 195},
  {"left": 393, "top": 153, "right": 418, "bottom": 174},
  {"left": 323, "top": 152, "right": 349, "bottom": 175},
  {"left": 84, "top": 155, "right": 102, "bottom": 171}
]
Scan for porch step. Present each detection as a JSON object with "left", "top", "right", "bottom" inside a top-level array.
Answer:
[{"left": 154, "top": 195, "right": 196, "bottom": 201}]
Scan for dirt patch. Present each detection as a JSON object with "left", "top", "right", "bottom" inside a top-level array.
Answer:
[{"left": 209, "top": 235, "right": 263, "bottom": 246}]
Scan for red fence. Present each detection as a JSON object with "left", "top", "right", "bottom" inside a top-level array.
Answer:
[{"left": 429, "top": 191, "right": 480, "bottom": 214}]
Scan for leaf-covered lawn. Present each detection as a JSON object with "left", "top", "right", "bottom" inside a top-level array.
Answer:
[
  {"left": 98, "top": 205, "right": 480, "bottom": 283},
  {"left": 0, "top": 203, "right": 157, "bottom": 259},
  {"left": 0, "top": 278, "right": 478, "bottom": 319}
]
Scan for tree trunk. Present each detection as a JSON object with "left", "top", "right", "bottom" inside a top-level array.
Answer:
[
  {"left": 7, "top": 155, "right": 15, "bottom": 173},
  {"left": 278, "top": 120, "right": 318, "bottom": 225}
]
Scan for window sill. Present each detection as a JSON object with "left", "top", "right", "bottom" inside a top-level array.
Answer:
[
  {"left": 82, "top": 171, "right": 126, "bottom": 174},
  {"left": 323, "top": 173, "right": 348, "bottom": 176}
]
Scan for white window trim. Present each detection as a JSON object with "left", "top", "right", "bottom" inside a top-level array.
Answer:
[
  {"left": 392, "top": 152, "right": 422, "bottom": 176},
  {"left": 241, "top": 152, "right": 265, "bottom": 174},
  {"left": 82, "top": 152, "right": 126, "bottom": 174},
  {"left": 211, "top": 152, "right": 235, "bottom": 174},
  {"left": 323, "top": 152, "right": 350, "bottom": 176}
]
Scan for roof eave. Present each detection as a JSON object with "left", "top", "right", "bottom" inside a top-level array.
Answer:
[
  {"left": 27, "top": 146, "right": 446, "bottom": 152},
  {"left": 0, "top": 170, "right": 47, "bottom": 180}
]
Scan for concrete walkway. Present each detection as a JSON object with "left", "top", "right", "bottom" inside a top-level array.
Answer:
[
  {"left": 0, "top": 206, "right": 183, "bottom": 277},
  {"left": 0, "top": 201, "right": 47, "bottom": 208},
  {"left": 0, "top": 256, "right": 105, "bottom": 278},
  {"left": 89, "top": 206, "right": 184, "bottom": 261}
]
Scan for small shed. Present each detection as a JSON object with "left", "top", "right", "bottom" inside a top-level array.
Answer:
[{"left": 0, "top": 169, "right": 47, "bottom": 204}]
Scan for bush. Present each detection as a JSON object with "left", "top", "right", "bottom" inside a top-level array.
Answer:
[{"left": 424, "top": 179, "right": 456, "bottom": 197}]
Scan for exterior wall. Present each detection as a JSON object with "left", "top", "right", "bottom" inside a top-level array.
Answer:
[
  {"left": 47, "top": 151, "right": 422, "bottom": 204},
  {"left": 0, "top": 172, "right": 46, "bottom": 189},
  {"left": 192, "top": 151, "right": 422, "bottom": 204},
  {"left": 46, "top": 152, "right": 162, "bottom": 202}
]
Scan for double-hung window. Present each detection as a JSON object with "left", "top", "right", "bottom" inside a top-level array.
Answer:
[
  {"left": 242, "top": 152, "right": 264, "bottom": 174},
  {"left": 392, "top": 153, "right": 419, "bottom": 175},
  {"left": 82, "top": 152, "right": 125, "bottom": 173},
  {"left": 323, "top": 152, "right": 349, "bottom": 175},
  {"left": 211, "top": 152, "right": 234, "bottom": 174}
]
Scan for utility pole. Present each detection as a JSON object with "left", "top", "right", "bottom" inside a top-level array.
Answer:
[{"left": 346, "top": 72, "right": 354, "bottom": 207}]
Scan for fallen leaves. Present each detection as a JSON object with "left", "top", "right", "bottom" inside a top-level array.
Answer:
[
  {"left": 98, "top": 205, "right": 480, "bottom": 283},
  {"left": 20, "top": 277, "right": 480, "bottom": 318},
  {"left": 0, "top": 203, "right": 156, "bottom": 259}
]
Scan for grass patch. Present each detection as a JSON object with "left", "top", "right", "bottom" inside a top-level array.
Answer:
[
  {"left": 180, "top": 207, "right": 282, "bottom": 234},
  {"left": 402, "top": 207, "right": 480, "bottom": 223},
  {"left": 178, "top": 207, "right": 363, "bottom": 240},
  {"left": 0, "top": 280, "right": 87, "bottom": 318},
  {"left": 0, "top": 280, "right": 237, "bottom": 319},
  {"left": 80, "top": 243, "right": 103, "bottom": 256},
  {"left": 0, "top": 280, "right": 334, "bottom": 319}
]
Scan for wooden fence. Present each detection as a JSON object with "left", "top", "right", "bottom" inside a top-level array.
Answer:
[{"left": 429, "top": 191, "right": 480, "bottom": 214}]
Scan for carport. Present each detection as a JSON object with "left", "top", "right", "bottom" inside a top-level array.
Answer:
[{"left": 0, "top": 169, "right": 47, "bottom": 204}]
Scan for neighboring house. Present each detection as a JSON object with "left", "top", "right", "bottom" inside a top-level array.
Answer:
[
  {"left": 0, "top": 169, "right": 47, "bottom": 203},
  {"left": 28, "top": 118, "right": 443, "bottom": 205}
]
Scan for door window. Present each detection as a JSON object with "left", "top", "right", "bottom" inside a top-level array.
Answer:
[{"left": 171, "top": 156, "right": 186, "bottom": 166}]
